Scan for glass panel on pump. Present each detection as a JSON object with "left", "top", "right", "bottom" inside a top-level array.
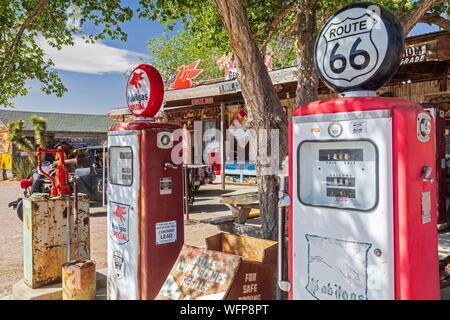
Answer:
[{"left": 298, "top": 140, "right": 378, "bottom": 211}]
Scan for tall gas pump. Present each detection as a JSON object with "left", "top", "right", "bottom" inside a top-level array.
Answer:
[
  {"left": 107, "top": 64, "right": 184, "bottom": 300},
  {"left": 284, "top": 2, "right": 440, "bottom": 300}
]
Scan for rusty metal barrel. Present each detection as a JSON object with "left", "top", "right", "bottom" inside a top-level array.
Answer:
[{"left": 62, "top": 260, "right": 96, "bottom": 300}]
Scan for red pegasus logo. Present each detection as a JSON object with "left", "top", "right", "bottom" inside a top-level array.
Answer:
[
  {"left": 170, "top": 60, "right": 203, "bottom": 90},
  {"left": 130, "top": 71, "right": 144, "bottom": 91},
  {"left": 114, "top": 205, "right": 127, "bottom": 224}
]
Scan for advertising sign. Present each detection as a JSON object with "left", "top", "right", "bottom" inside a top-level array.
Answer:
[
  {"left": 110, "top": 202, "right": 130, "bottom": 245},
  {"left": 315, "top": 2, "right": 404, "bottom": 93},
  {"left": 170, "top": 60, "right": 203, "bottom": 90},
  {"left": 126, "top": 64, "right": 164, "bottom": 117},
  {"left": 156, "top": 245, "right": 241, "bottom": 300}
]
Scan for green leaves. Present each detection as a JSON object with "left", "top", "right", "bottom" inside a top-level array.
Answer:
[
  {"left": 30, "top": 115, "right": 48, "bottom": 148},
  {"left": 7, "top": 115, "right": 48, "bottom": 165},
  {"left": 148, "top": 30, "right": 224, "bottom": 82},
  {"left": 145, "top": 0, "right": 300, "bottom": 79},
  {"left": 7, "top": 119, "right": 36, "bottom": 165},
  {"left": 0, "top": 0, "right": 134, "bottom": 108}
]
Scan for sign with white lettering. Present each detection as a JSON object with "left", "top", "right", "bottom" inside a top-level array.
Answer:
[
  {"left": 156, "top": 245, "right": 241, "bottom": 300},
  {"left": 315, "top": 2, "right": 404, "bottom": 93},
  {"left": 126, "top": 64, "right": 164, "bottom": 117},
  {"left": 219, "top": 81, "right": 241, "bottom": 93},
  {"left": 401, "top": 44, "right": 428, "bottom": 65}
]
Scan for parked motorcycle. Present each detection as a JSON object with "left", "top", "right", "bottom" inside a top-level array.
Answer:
[
  {"left": 8, "top": 162, "right": 54, "bottom": 221},
  {"left": 9, "top": 146, "right": 107, "bottom": 221}
]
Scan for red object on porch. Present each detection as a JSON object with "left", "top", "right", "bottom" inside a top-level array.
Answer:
[
  {"left": 208, "top": 151, "right": 221, "bottom": 176},
  {"left": 20, "top": 178, "right": 33, "bottom": 189}
]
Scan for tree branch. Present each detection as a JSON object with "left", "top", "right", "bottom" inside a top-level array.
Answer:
[
  {"left": 397, "top": 0, "right": 407, "bottom": 16},
  {"left": 259, "top": 2, "right": 295, "bottom": 55},
  {"left": 420, "top": 13, "right": 450, "bottom": 31},
  {"left": 401, "top": 0, "right": 445, "bottom": 36},
  {"left": 2, "top": 0, "right": 49, "bottom": 69}
]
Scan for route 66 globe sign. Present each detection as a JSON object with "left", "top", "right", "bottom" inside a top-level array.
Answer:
[
  {"left": 126, "top": 64, "right": 164, "bottom": 117},
  {"left": 315, "top": 2, "right": 404, "bottom": 93}
]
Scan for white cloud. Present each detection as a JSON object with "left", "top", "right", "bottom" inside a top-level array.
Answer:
[{"left": 38, "top": 35, "right": 146, "bottom": 75}]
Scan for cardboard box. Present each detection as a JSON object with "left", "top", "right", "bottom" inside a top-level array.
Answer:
[
  {"left": 156, "top": 233, "right": 277, "bottom": 300},
  {"left": 205, "top": 232, "right": 277, "bottom": 300}
]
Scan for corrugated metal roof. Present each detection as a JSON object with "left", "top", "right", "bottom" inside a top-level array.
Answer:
[{"left": 0, "top": 110, "right": 113, "bottom": 133}]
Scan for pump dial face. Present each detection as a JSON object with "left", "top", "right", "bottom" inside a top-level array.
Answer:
[
  {"left": 328, "top": 123, "right": 343, "bottom": 138},
  {"left": 298, "top": 140, "right": 378, "bottom": 211},
  {"left": 417, "top": 113, "right": 432, "bottom": 143}
]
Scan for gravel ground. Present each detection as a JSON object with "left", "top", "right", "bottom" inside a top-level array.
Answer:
[{"left": 0, "top": 181, "right": 23, "bottom": 297}]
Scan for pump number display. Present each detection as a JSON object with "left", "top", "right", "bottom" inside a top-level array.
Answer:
[
  {"left": 298, "top": 140, "right": 378, "bottom": 211},
  {"left": 109, "top": 147, "right": 133, "bottom": 186}
]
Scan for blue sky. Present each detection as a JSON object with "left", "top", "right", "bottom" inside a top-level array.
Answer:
[
  {"left": 13, "top": 2, "right": 179, "bottom": 115},
  {"left": 12, "top": 5, "right": 440, "bottom": 115}
]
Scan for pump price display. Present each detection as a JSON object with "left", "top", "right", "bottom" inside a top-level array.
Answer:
[
  {"left": 110, "top": 146, "right": 133, "bottom": 186},
  {"left": 319, "top": 149, "right": 363, "bottom": 162},
  {"left": 298, "top": 140, "right": 378, "bottom": 211}
]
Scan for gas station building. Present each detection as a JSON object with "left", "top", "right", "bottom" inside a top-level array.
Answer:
[
  {"left": 0, "top": 110, "right": 113, "bottom": 178},
  {"left": 108, "top": 30, "right": 450, "bottom": 185}
]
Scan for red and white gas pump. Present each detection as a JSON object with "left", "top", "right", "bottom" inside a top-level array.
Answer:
[
  {"left": 107, "top": 64, "right": 184, "bottom": 300},
  {"left": 285, "top": 2, "right": 440, "bottom": 300}
]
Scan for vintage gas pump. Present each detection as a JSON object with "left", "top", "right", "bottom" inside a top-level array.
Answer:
[
  {"left": 285, "top": 2, "right": 440, "bottom": 300},
  {"left": 22, "top": 147, "right": 90, "bottom": 289},
  {"left": 107, "top": 64, "right": 184, "bottom": 300},
  {"left": 423, "top": 103, "right": 449, "bottom": 229}
]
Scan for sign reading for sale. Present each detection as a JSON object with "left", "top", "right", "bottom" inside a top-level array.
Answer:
[{"left": 110, "top": 202, "right": 130, "bottom": 245}]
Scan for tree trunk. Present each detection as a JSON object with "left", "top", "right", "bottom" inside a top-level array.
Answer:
[
  {"left": 294, "top": 1, "right": 319, "bottom": 106},
  {"left": 214, "top": 0, "right": 288, "bottom": 240}
]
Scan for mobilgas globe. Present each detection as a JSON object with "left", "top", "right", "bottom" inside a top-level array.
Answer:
[
  {"left": 125, "top": 64, "right": 164, "bottom": 118},
  {"left": 126, "top": 68, "right": 151, "bottom": 115}
]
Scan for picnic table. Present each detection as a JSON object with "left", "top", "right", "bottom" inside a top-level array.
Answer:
[{"left": 219, "top": 192, "right": 260, "bottom": 224}]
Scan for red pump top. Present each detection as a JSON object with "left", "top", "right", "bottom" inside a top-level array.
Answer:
[{"left": 293, "top": 97, "right": 423, "bottom": 117}]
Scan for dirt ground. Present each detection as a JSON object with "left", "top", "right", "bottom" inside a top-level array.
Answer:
[
  {"left": 1, "top": 180, "right": 450, "bottom": 299},
  {"left": 0, "top": 181, "right": 255, "bottom": 297}
]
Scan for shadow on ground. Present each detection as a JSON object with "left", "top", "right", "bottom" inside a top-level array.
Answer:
[
  {"left": 193, "top": 188, "right": 235, "bottom": 198},
  {"left": 188, "top": 204, "right": 229, "bottom": 214}
]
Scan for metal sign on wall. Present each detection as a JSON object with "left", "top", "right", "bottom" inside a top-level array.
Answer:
[
  {"left": 191, "top": 97, "right": 214, "bottom": 106},
  {"left": 401, "top": 44, "right": 428, "bottom": 65},
  {"left": 314, "top": 2, "right": 404, "bottom": 93}
]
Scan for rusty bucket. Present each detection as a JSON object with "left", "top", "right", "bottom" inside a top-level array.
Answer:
[{"left": 62, "top": 260, "right": 96, "bottom": 300}]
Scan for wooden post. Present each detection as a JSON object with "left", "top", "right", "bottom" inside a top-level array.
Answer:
[
  {"left": 220, "top": 103, "right": 226, "bottom": 190},
  {"left": 184, "top": 164, "right": 190, "bottom": 221}
]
